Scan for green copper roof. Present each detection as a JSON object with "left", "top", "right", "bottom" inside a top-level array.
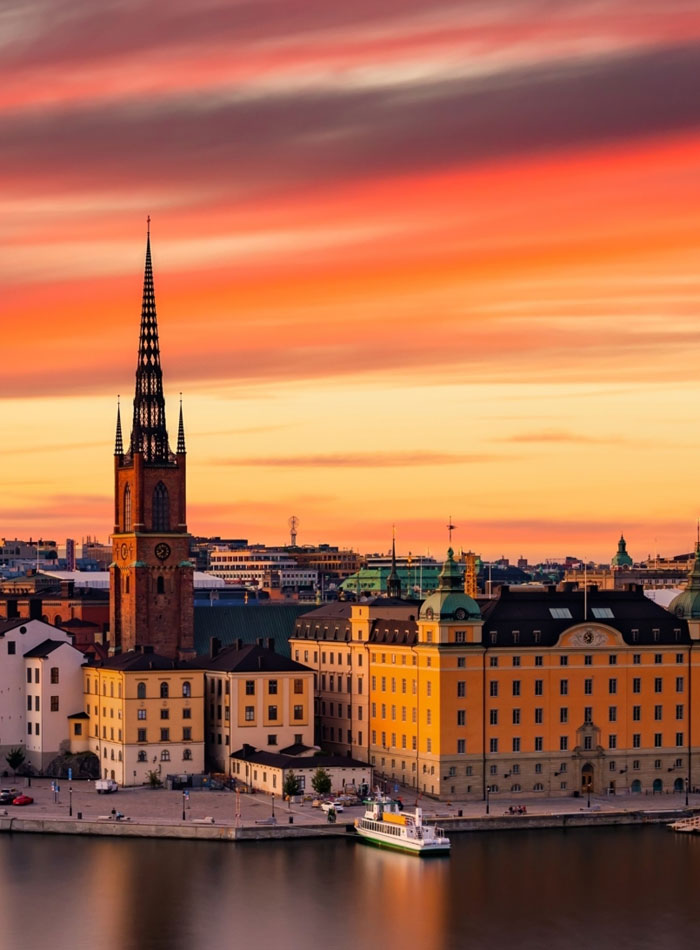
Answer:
[
  {"left": 611, "top": 533, "right": 633, "bottom": 568},
  {"left": 669, "top": 542, "right": 700, "bottom": 619},
  {"left": 419, "top": 548, "right": 480, "bottom": 622}
]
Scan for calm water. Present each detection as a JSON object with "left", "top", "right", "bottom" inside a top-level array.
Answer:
[{"left": 2, "top": 826, "right": 700, "bottom": 950}]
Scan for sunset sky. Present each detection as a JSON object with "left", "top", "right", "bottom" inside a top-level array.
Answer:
[{"left": 3, "top": 0, "right": 700, "bottom": 562}]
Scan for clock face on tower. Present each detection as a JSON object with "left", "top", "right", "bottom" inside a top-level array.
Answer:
[
  {"left": 120, "top": 543, "right": 128, "bottom": 561},
  {"left": 155, "top": 542, "right": 171, "bottom": 561}
]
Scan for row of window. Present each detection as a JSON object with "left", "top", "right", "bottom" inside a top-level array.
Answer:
[
  {"left": 488, "top": 676, "right": 683, "bottom": 697},
  {"left": 318, "top": 701, "right": 361, "bottom": 720},
  {"left": 24, "top": 667, "right": 60, "bottom": 684},
  {"left": 370, "top": 758, "right": 686, "bottom": 777},
  {"left": 486, "top": 734, "right": 686, "bottom": 753},
  {"left": 488, "top": 704, "right": 685, "bottom": 725},
  {"left": 87, "top": 681, "right": 192, "bottom": 699},
  {"left": 319, "top": 674, "right": 360, "bottom": 693},
  {"left": 488, "top": 652, "right": 686, "bottom": 667},
  {"left": 122, "top": 481, "right": 170, "bottom": 532},
  {"left": 210, "top": 733, "right": 305, "bottom": 747},
  {"left": 137, "top": 707, "right": 191, "bottom": 720},
  {"left": 136, "top": 728, "right": 192, "bottom": 742},
  {"left": 26, "top": 696, "right": 60, "bottom": 712},
  {"left": 243, "top": 705, "right": 305, "bottom": 722},
  {"left": 322, "top": 726, "right": 361, "bottom": 745}
]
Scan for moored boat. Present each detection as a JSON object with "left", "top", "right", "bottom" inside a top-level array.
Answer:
[{"left": 354, "top": 797, "right": 450, "bottom": 855}]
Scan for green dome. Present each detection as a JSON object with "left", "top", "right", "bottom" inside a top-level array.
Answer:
[
  {"left": 669, "top": 543, "right": 700, "bottom": 619},
  {"left": 419, "top": 548, "right": 481, "bottom": 621},
  {"left": 611, "top": 533, "right": 633, "bottom": 568}
]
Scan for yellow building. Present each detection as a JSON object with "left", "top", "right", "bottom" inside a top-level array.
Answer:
[
  {"left": 199, "top": 641, "right": 315, "bottom": 775},
  {"left": 83, "top": 651, "right": 205, "bottom": 786}
]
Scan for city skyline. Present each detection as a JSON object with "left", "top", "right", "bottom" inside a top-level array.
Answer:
[{"left": 3, "top": 1, "right": 700, "bottom": 560}]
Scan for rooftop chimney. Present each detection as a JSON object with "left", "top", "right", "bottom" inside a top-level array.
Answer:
[
  {"left": 267, "top": 637, "right": 275, "bottom": 651},
  {"left": 210, "top": 637, "right": 221, "bottom": 659}
]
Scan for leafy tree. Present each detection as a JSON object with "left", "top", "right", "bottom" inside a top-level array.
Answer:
[
  {"left": 283, "top": 770, "right": 301, "bottom": 798},
  {"left": 146, "top": 770, "right": 162, "bottom": 788},
  {"left": 6, "top": 747, "right": 25, "bottom": 776},
  {"left": 311, "top": 768, "right": 332, "bottom": 796}
]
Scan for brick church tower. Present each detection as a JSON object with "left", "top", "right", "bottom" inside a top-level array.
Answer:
[{"left": 109, "top": 225, "right": 195, "bottom": 659}]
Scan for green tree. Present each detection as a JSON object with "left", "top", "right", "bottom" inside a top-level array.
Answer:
[
  {"left": 6, "top": 747, "right": 25, "bottom": 776},
  {"left": 145, "top": 770, "right": 162, "bottom": 788},
  {"left": 311, "top": 767, "right": 332, "bottom": 796},
  {"left": 283, "top": 770, "right": 301, "bottom": 798}
]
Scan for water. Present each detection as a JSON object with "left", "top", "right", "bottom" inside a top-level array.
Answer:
[{"left": 1, "top": 826, "right": 699, "bottom": 950}]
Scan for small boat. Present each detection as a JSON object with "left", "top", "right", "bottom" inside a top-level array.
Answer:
[
  {"left": 668, "top": 816, "right": 700, "bottom": 834},
  {"left": 354, "top": 797, "right": 450, "bottom": 856}
]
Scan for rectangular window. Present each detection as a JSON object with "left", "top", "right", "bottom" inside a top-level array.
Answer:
[
  {"left": 160, "top": 728, "right": 169, "bottom": 741},
  {"left": 27, "top": 696, "right": 31, "bottom": 711},
  {"left": 632, "top": 733, "right": 641, "bottom": 748},
  {"left": 676, "top": 653, "right": 684, "bottom": 664},
  {"left": 535, "top": 708, "right": 543, "bottom": 724},
  {"left": 676, "top": 704, "right": 684, "bottom": 720},
  {"left": 534, "top": 655, "right": 543, "bottom": 667},
  {"left": 608, "top": 735, "right": 617, "bottom": 749},
  {"left": 655, "top": 678, "right": 663, "bottom": 693},
  {"left": 457, "top": 739, "right": 466, "bottom": 754},
  {"left": 609, "top": 655, "right": 617, "bottom": 665},
  {"left": 676, "top": 677, "right": 684, "bottom": 693},
  {"left": 584, "top": 736, "right": 592, "bottom": 750},
  {"left": 676, "top": 732, "right": 684, "bottom": 747},
  {"left": 633, "top": 677, "right": 641, "bottom": 693},
  {"left": 160, "top": 709, "right": 169, "bottom": 719},
  {"left": 490, "top": 656, "right": 499, "bottom": 667},
  {"left": 35, "top": 669, "right": 39, "bottom": 683},
  {"left": 457, "top": 710, "right": 466, "bottom": 726},
  {"left": 245, "top": 680, "right": 255, "bottom": 695},
  {"left": 584, "top": 655, "right": 592, "bottom": 666},
  {"left": 584, "top": 706, "right": 592, "bottom": 723},
  {"left": 489, "top": 738, "right": 498, "bottom": 753},
  {"left": 609, "top": 706, "right": 617, "bottom": 723},
  {"left": 512, "top": 708, "right": 520, "bottom": 725},
  {"left": 633, "top": 654, "right": 641, "bottom": 664},
  {"left": 50, "top": 667, "right": 59, "bottom": 684},
  {"left": 136, "top": 729, "right": 146, "bottom": 744},
  {"left": 457, "top": 657, "right": 466, "bottom": 668},
  {"left": 535, "top": 680, "right": 543, "bottom": 696},
  {"left": 512, "top": 737, "right": 521, "bottom": 752},
  {"left": 609, "top": 678, "right": 617, "bottom": 695},
  {"left": 489, "top": 681, "right": 498, "bottom": 697},
  {"left": 245, "top": 706, "right": 254, "bottom": 721},
  {"left": 268, "top": 680, "right": 278, "bottom": 695},
  {"left": 560, "top": 655, "right": 568, "bottom": 666},
  {"left": 512, "top": 680, "right": 521, "bottom": 697},
  {"left": 655, "top": 654, "right": 663, "bottom": 664},
  {"left": 535, "top": 737, "right": 543, "bottom": 751},
  {"left": 7, "top": 642, "right": 15, "bottom": 655},
  {"left": 654, "top": 733, "right": 662, "bottom": 748},
  {"left": 457, "top": 681, "right": 466, "bottom": 697},
  {"left": 268, "top": 705, "right": 278, "bottom": 721},
  {"left": 50, "top": 696, "right": 59, "bottom": 712},
  {"left": 633, "top": 705, "right": 641, "bottom": 721},
  {"left": 183, "top": 707, "right": 191, "bottom": 719},
  {"left": 654, "top": 705, "right": 663, "bottom": 721},
  {"left": 35, "top": 696, "right": 40, "bottom": 712},
  {"left": 560, "top": 680, "right": 568, "bottom": 696},
  {"left": 490, "top": 709, "right": 498, "bottom": 725},
  {"left": 426, "top": 709, "right": 431, "bottom": 725},
  {"left": 560, "top": 736, "right": 568, "bottom": 751},
  {"left": 182, "top": 727, "right": 192, "bottom": 741},
  {"left": 560, "top": 707, "right": 568, "bottom": 724},
  {"left": 293, "top": 705, "right": 304, "bottom": 720}
]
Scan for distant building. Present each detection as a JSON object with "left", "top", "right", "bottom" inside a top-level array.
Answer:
[{"left": 230, "top": 747, "right": 371, "bottom": 796}]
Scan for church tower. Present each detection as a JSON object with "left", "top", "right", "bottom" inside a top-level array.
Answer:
[{"left": 110, "top": 225, "right": 195, "bottom": 659}]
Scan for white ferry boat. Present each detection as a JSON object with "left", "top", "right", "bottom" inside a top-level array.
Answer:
[{"left": 354, "top": 798, "right": 451, "bottom": 856}]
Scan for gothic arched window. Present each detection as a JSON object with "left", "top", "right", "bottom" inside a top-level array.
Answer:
[
  {"left": 124, "top": 484, "right": 132, "bottom": 531},
  {"left": 160, "top": 682, "right": 169, "bottom": 699},
  {"left": 152, "top": 482, "right": 170, "bottom": 531}
]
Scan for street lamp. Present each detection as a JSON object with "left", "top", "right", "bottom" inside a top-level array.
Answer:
[
  {"left": 485, "top": 784, "right": 491, "bottom": 815},
  {"left": 69, "top": 786, "right": 73, "bottom": 818},
  {"left": 685, "top": 776, "right": 689, "bottom": 808},
  {"left": 271, "top": 794, "right": 275, "bottom": 820},
  {"left": 182, "top": 790, "right": 186, "bottom": 821},
  {"left": 587, "top": 782, "right": 591, "bottom": 809}
]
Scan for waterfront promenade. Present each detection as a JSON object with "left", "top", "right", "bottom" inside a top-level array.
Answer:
[{"left": 1, "top": 778, "right": 698, "bottom": 840}]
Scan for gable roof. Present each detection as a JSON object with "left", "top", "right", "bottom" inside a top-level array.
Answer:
[
  {"left": 194, "top": 604, "right": 309, "bottom": 657},
  {"left": 23, "top": 638, "right": 73, "bottom": 659},
  {"left": 230, "top": 748, "right": 370, "bottom": 769},
  {"left": 194, "top": 643, "right": 311, "bottom": 674}
]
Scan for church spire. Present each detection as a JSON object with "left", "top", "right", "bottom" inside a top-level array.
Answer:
[
  {"left": 114, "top": 396, "right": 124, "bottom": 455},
  {"left": 386, "top": 525, "right": 402, "bottom": 599},
  {"left": 177, "top": 394, "right": 186, "bottom": 454},
  {"left": 130, "top": 219, "right": 171, "bottom": 462}
]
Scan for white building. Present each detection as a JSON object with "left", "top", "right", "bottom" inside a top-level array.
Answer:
[
  {"left": 0, "top": 618, "right": 85, "bottom": 772},
  {"left": 207, "top": 547, "right": 318, "bottom": 590}
]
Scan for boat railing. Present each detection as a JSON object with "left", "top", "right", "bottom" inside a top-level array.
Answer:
[{"left": 669, "top": 815, "right": 700, "bottom": 833}]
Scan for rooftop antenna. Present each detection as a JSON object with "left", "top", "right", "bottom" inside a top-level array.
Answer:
[
  {"left": 446, "top": 516, "right": 457, "bottom": 546},
  {"left": 288, "top": 515, "right": 299, "bottom": 547}
]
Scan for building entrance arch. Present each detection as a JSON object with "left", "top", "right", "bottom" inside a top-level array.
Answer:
[
  {"left": 652, "top": 778, "right": 663, "bottom": 794},
  {"left": 631, "top": 779, "right": 642, "bottom": 793}
]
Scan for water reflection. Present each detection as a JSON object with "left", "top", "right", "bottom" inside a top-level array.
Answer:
[{"left": 1, "top": 828, "right": 700, "bottom": 950}]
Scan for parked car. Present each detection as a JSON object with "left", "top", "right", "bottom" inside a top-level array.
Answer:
[
  {"left": 321, "top": 800, "right": 344, "bottom": 814},
  {"left": 12, "top": 795, "right": 33, "bottom": 806},
  {"left": 95, "top": 779, "right": 119, "bottom": 794},
  {"left": 0, "top": 790, "right": 17, "bottom": 805}
]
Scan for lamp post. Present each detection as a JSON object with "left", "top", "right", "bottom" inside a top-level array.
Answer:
[
  {"left": 69, "top": 786, "right": 73, "bottom": 818},
  {"left": 485, "top": 784, "right": 491, "bottom": 816},
  {"left": 182, "top": 790, "right": 186, "bottom": 821},
  {"left": 587, "top": 782, "right": 591, "bottom": 809},
  {"left": 685, "top": 776, "right": 690, "bottom": 808},
  {"left": 272, "top": 794, "right": 275, "bottom": 820}
]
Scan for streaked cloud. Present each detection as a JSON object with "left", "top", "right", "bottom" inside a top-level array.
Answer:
[{"left": 212, "top": 451, "right": 497, "bottom": 468}]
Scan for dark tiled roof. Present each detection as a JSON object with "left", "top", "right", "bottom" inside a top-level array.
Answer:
[
  {"left": 279, "top": 743, "right": 315, "bottom": 756},
  {"left": 0, "top": 618, "right": 39, "bottom": 635},
  {"left": 480, "top": 585, "right": 689, "bottom": 647},
  {"left": 294, "top": 600, "right": 420, "bottom": 642},
  {"left": 67, "top": 711, "right": 90, "bottom": 719},
  {"left": 59, "top": 618, "right": 99, "bottom": 628},
  {"left": 194, "top": 604, "right": 309, "bottom": 657},
  {"left": 95, "top": 651, "right": 186, "bottom": 671},
  {"left": 23, "top": 639, "right": 72, "bottom": 659},
  {"left": 231, "top": 748, "right": 370, "bottom": 769},
  {"left": 194, "top": 643, "right": 311, "bottom": 674},
  {"left": 368, "top": 618, "right": 418, "bottom": 645}
]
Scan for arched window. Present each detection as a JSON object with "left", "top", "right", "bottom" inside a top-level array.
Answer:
[
  {"left": 182, "top": 681, "right": 191, "bottom": 698},
  {"left": 157, "top": 576, "right": 165, "bottom": 595},
  {"left": 152, "top": 482, "right": 170, "bottom": 531},
  {"left": 160, "top": 682, "right": 169, "bottom": 699},
  {"left": 124, "top": 484, "right": 132, "bottom": 531},
  {"left": 137, "top": 682, "right": 146, "bottom": 699},
  {"left": 161, "top": 750, "right": 170, "bottom": 762},
  {"left": 54, "top": 615, "right": 62, "bottom": 627},
  {"left": 110, "top": 683, "right": 114, "bottom": 697},
  {"left": 137, "top": 750, "right": 147, "bottom": 762},
  {"left": 183, "top": 749, "right": 192, "bottom": 761}
]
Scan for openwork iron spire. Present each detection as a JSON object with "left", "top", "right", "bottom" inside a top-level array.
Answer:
[
  {"left": 114, "top": 396, "right": 124, "bottom": 455},
  {"left": 177, "top": 394, "right": 186, "bottom": 454},
  {"left": 387, "top": 525, "right": 402, "bottom": 598},
  {"left": 131, "top": 220, "right": 171, "bottom": 462}
]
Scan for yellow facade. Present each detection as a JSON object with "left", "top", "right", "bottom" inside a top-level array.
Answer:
[{"left": 84, "top": 662, "right": 205, "bottom": 786}]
